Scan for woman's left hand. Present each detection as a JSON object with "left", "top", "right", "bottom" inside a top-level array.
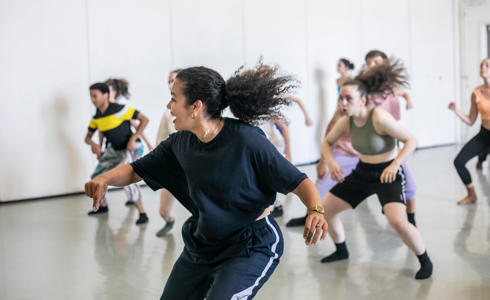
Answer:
[
  {"left": 304, "top": 212, "right": 328, "bottom": 246},
  {"left": 380, "top": 161, "right": 400, "bottom": 183}
]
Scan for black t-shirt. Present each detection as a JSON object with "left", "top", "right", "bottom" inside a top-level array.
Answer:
[
  {"left": 131, "top": 118, "right": 306, "bottom": 260},
  {"left": 88, "top": 103, "right": 140, "bottom": 150}
]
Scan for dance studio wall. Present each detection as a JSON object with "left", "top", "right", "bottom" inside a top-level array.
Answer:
[
  {"left": 0, "top": 0, "right": 460, "bottom": 201},
  {"left": 458, "top": 0, "right": 490, "bottom": 141}
]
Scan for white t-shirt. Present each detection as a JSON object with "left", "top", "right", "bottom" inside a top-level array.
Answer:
[
  {"left": 156, "top": 109, "right": 176, "bottom": 145},
  {"left": 258, "top": 121, "right": 285, "bottom": 154}
]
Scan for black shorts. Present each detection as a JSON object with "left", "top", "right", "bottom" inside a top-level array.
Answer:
[{"left": 329, "top": 160, "right": 407, "bottom": 209}]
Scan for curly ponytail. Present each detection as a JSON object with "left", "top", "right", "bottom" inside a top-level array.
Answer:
[
  {"left": 176, "top": 63, "right": 298, "bottom": 125},
  {"left": 104, "top": 78, "right": 130, "bottom": 100},
  {"left": 225, "top": 63, "right": 298, "bottom": 125},
  {"left": 355, "top": 58, "right": 409, "bottom": 95}
]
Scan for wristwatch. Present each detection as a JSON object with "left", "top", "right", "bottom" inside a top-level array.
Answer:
[{"left": 308, "top": 204, "right": 325, "bottom": 214}]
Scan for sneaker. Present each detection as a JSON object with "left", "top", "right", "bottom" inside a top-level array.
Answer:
[
  {"left": 271, "top": 205, "right": 283, "bottom": 218},
  {"left": 286, "top": 215, "right": 307, "bottom": 227},
  {"left": 125, "top": 200, "right": 135, "bottom": 206},
  {"left": 476, "top": 161, "right": 483, "bottom": 170},
  {"left": 88, "top": 206, "right": 108, "bottom": 215},
  {"left": 156, "top": 219, "right": 175, "bottom": 237},
  {"left": 135, "top": 213, "right": 149, "bottom": 225}
]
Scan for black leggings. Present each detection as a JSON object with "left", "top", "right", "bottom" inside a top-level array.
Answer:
[
  {"left": 454, "top": 126, "right": 490, "bottom": 185},
  {"left": 478, "top": 148, "right": 489, "bottom": 163}
]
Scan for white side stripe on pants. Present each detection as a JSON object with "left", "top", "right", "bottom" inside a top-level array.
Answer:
[
  {"left": 230, "top": 216, "right": 279, "bottom": 300},
  {"left": 398, "top": 167, "right": 407, "bottom": 204}
]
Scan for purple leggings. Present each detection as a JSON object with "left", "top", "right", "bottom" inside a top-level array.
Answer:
[
  {"left": 316, "top": 153, "right": 359, "bottom": 198},
  {"left": 316, "top": 153, "right": 417, "bottom": 200},
  {"left": 401, "top": 163, "right": 416, "bottom": 200}
]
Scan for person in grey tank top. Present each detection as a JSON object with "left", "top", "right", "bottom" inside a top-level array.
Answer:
[{"left": 318, "top": 60, "right": 433, "bottom": 280}]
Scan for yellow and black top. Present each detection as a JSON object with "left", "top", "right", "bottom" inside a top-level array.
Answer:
[{"left": 88, "top": 103, "right": 140, "bottom": 150}]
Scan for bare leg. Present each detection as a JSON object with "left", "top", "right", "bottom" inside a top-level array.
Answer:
[
  {"left": 384, "top": 203, "right": 424, "bottom": 254},
  {"left": 320, "top": 193, "right": 352, "bottom": 263},
  {"left": 322, "top": 193, "right": 351, "bottom": 242},
  {"left": 384, "top": 202, "right": 432, "bottom": 279},
  {"left": 134, "top": 200, "right": 146, "bottom": 214},
  {"left": 159, "top": 189, "right": 175, "bottom": 222},
  {"left": 406, "top": 199, "right": 415, "bottom": 214},
  {"left": 457, "top": 184, "right": 477, "bottom": 205},
  {"left": 156, "top": 189, "right": 176, "bottom": 237}
]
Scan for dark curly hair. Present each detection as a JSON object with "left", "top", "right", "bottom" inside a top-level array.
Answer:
[
  {"left": 176, "top": 63, "right": 298, "bottom": 125},
  {"left": 89, "top": 82, "right": 110, "bottom": 95},
  {"left": 354, "top": 58, "right": 409, "bottom": 95},
  {"left": 104, "top": 78, "right": 130, "bottom": 99},
  {"left": 339, "top": 58, "right": 355, "bottom": 70}
]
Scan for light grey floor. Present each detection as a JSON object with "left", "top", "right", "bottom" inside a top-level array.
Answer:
[{"left": 1, "top": 146, "right": 489, "bottom": 300}]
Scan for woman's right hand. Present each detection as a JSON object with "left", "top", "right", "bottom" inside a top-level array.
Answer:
[
  {"left": 328, "top": 161, "right": 344, "bottom": 182},
  {"left": 85, "top": 177, "right": 108, "bottom": 212},
  {"left": 448, "top": 102, "right": 456, "bottom": 111}
]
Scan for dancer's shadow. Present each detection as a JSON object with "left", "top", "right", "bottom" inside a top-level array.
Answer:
[
  {"left": 313, "top": 67, "right": 328, "bottom": 152},
  {"left": 453, "top": 202, "right": 490, "bottom": 293},
  {"left": 93, "top": 208, "right": 148, "bottom": 299},
  {"left": 159, "top": 234, "right": 177, "bottom": 278},
  {"left": 476, "top": 172, "right": 490, "bottom": 206}
]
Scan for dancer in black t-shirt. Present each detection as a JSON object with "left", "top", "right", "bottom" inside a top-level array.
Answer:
[{"left": 85, "top": 65, "right": 328, "bottom": 299}]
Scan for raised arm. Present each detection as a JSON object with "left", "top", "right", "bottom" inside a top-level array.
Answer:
[
  {"left": 85, "top": 164, "right": 142, "bottom": 211},
  {"left": 448, "top": 92, "right": 479, "bottom": 126},
  {"left": 373, "top": 108, "right": 417, "bottom": 183},
  {"left": 394, "top": 87, "right": 413, "bottom": 110},
  {"left": 285, "top": 93, "right": 313, "bottom": 126},
  {"left": 292, "top": 178, "right": 328, "bottom": 245},
  {"left": 274, "top": 117, "right": 291, "bottom": 161}
]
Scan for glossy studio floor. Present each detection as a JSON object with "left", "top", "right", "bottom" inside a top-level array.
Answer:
[{"left": 1, "top": 146, "right": 489, "bottom": 300}]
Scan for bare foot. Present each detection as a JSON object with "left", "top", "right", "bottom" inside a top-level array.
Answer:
[{"left": 457, "top": 195, "right": 477, "bottom": 205}]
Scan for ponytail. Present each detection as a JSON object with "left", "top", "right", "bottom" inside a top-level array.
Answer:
[
  {"left": 340, "top": 58, "right": 355, "bottom": 70},
  {"left": 225, "top": 63, "right": 298, "bottom": 125},
  {"left": 104, "top": 78, "right": 130, "bottom": 99},
  {"left": 355, "top": 58, "right": 408, "bottom": 95},
  {"left": 176, "top": 63, "right": 298, "bottom": 125}
]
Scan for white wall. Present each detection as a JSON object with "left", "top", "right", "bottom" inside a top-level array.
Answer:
[
  {"left": 0, "top": 0, "right": 460, "bottom": 201},
  {"left": 459, "top": 0, "right": 490, "bottom": 141}
]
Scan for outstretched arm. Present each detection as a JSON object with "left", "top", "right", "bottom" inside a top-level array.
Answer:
[
  {"left": 394, "top": 87, "right": 413, "bottom": 110},
  {"left": 85, "top": 164, "right": 142, "bottom": 211},
  {"left": 285, "top": 93, "right": 313, "bottom": 126}
]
